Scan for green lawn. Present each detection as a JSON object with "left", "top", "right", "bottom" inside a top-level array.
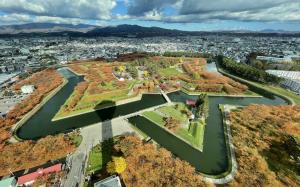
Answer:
[
  {"left": 143, "top": 109, "right": 205, "bottom": 151},
  {"left": 263, "top": 85, "right": 300, "bottom": 105},
  {"left": 159, "top": 67, "right": 181, "bottom": 77},
  {"left": 53, "top": 80, "right": 138, "bottom": 120},
  {"left": 158, "top": 104, "right": 188, "bottom": 123},
  {"left": 68, "top": 133, "right": 83, "bottom": 147},
  {"left": 143, "top": 111, "right": 165, "bottom": 126},
  {"left": 86, "top": 139, "right": 114, "bottom": 175},
  {"left": 176, "top": 120, "right": 205, "bottom": 150},
  {"left": 219, "top": 68, "right": 300, "bottom": 105}
]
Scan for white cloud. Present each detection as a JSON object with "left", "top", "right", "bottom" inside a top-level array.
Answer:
[
  {"left": 0, "top": 13, "right": 31, "bottom": 23},
  {"left": 0, "top": 0, "right": 117, "bottom": 20},
  {"left": 126, "top": 0, "right": 300, "bottom": 22},
  {"left": 163, "top": 2, "right": 300, "bottom": 22}
]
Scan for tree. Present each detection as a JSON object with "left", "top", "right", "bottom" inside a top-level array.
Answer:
[
  {"left": 116, "top": 135, "right": 210, "bottom": 187},
  {"left": 106, "top": 156, "right": 127, "bottom": 174}
]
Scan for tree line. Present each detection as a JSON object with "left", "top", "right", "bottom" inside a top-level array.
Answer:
[{"left": 217, "top": 55, "right": 282, "bottom": 84}]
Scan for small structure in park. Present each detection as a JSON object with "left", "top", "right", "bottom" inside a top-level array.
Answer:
[
  {"left": 186, "top": 100, "right": 197, "bottom": 108},
  {"left": 94, "top": 175, "right": 122, "bottom": 187},
  {"left": 20, "top": 85, "right": 35, "bottom": 94}
]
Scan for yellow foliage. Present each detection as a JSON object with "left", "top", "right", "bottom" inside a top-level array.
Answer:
[
  {"left": 119, "top": 66, "right": 126, "bottom": 72},
  {"left": 106, "top": 156, "right": 127, "bottom": 174},
  {"left": 144, "top": 70, "right": 149, "bottom": 77}
]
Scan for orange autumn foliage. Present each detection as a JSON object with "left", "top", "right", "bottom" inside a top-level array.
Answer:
[
  {"left": 0, "top": 69, "right": 63, "bottom": 146},
  {"left": 229, "top": 105, "right": 300, "bottom": 187},
  {"left": 180, "top": 60, "right": 248, "bottom": 94},
  {"left": 0, "top": 135, "right": 75, "bottom": 177},
  {"left": 115, "top": 135, "right": 211, "bottom": 187}
]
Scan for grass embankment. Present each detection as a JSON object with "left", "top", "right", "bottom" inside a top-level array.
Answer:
[
  {"left": 219, "top": 68, "right": 300, "bottom": 105},
  {"left": 142, "top": 105, "right": 205, "bottom": 150},
  {"left": 53, "top": 80, "right": 138, "bottom": 120},
  {"left": 158, "top": 103, "right": 188, "bottom": 123},
  {"left": 176, "top": 120, "right": 205, "bottom": 150},
  {"left": 181, "top": 84, "right": 259, "bottom": 97}
]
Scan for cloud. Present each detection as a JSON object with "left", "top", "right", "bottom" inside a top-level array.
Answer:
[
  {"left": 126, "top": 0, "right": 300, "bottom": 22},
  {"left": 127, "top": 0, "right": 179, "bottom": 16},
  {"left": 0, "top": 13, "right": 31, "bottom": 23},
  {"left": 164, "top": 1, "right": 300, "bottom": 22},
  {"left": 0, "top": 0, "right": 299, "bottom": 25},
  {"left": 179, "top": 0, "right": 289, "bottom": 15},
  {"left": 0, "top": 0, "right": 117, "bottom": 20}
]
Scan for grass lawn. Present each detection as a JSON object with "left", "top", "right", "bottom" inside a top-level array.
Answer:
[
  {"left": 53, "top": 80, "right": 138, "bottom": 120},
  {"left": 68, "top": 133, "right": 83, "bottom": 147},
  {"left": 262, "top": 85, "right": 300, "bottom": 105},
  {"left": 143, "top": 111, "right": 165, "bottom": 126},
  {"left": 159, "top": 67, "right": 182, "bottom": 77},
  {"left": 219, "top": 68, "right": 300, "bottom": 105},
  {"left": 176, "top": 120, "right": 205, "bottom": 150},
  {"left": 86, "top": 139, "right": 114, "bottom": 175},
  {"left": 143, "top": 109, "right": 205, "bottom": 151},
  {"left": 158, "top": 104, "right": 188, "bottom": 123}
]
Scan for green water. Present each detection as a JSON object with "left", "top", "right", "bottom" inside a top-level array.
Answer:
[{"left": 129, "top": 91, "right": 287, "bottom": 175}]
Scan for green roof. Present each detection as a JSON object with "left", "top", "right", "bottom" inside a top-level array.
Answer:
[{"left": 0, "top": 177, "right": 16, "bottom": 187}]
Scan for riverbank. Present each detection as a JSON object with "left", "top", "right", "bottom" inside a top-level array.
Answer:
[
  {"left": 204, "top": 104, "right": 238, "bottom": 184},
  {"left": 11, "top": 75, "right": 69, "bottom": 141},
  {"left": 52, "top": 93, "right": 146, "bottom": 121},
  {"left": 218, "top": 68, "right": 297, "bottom": 105},
  {"left": 142, "top": 110, "right": 204, "bottom": 152},
  {"left": 180, "top": 87, "right": 261, "bottom": 97}
]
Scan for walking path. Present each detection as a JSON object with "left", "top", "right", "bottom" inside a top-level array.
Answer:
[
  {"left": 63, "top": 118, "right": 135, "bottom": 187},
  {"left": 160, "top": 89, "right": 172, "bottom": 103}
]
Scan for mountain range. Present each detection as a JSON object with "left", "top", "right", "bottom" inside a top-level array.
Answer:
[{"left": 0, "top": 23, "right": 299, "bottom": 38}]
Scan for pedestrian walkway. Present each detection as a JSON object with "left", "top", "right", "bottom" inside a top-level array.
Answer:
[{"left": 160, "top": 89, "right": 172, "bottom": 103}]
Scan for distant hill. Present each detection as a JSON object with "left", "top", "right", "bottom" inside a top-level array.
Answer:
[
  {"left": 0, "top": 23, "right": 299, "bottom": 38},
  {"left": 0, "top": 23, "right": 96, "bottom": 34}
]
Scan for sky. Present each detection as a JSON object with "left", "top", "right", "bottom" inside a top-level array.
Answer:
[{"left": 0, "top": 0, "right": 300, "bottom": 31}]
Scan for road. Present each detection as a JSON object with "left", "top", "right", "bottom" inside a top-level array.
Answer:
[{"left": 63, "top": 118, "right": 135, "bottom": 187}]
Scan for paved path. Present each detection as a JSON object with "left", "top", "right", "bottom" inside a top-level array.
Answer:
[
  {"left": 160, "top": 89, "right": 172, "bottom": 103},
  {"left": 63, "top": 118, "right": 135, "bottom": 187}
]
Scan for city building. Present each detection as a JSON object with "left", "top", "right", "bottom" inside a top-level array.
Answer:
[{"left": 17, "top": 163, "right": 62, "bottom": 186}]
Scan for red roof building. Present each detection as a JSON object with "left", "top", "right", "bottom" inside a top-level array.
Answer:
[
  {"left": 17, "top": 163, "right": 62, "bottom": 186},
  {"left": 186, "top": 100, "right": 197, "bottom": 107}
]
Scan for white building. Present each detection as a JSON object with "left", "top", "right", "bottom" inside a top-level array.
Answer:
[
  {"left": 266, "top": 70, "right": 300, "bottom": 94},
  {"left": 257, "top": 56, "right": 293, "bottom": 63},
  {"left": 266, "top": 70, "right": 300, "bottom": 80},
  {"left": 21, "top": 85, "right": 35, "bottom": 94}
]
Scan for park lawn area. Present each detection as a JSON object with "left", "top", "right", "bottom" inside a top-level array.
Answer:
[
  {"left": 86, "top": 145, "right": 103, "bottom": 175},
  {"left": 143, "top": 111, "right": 165, "bottom": 126},
  {"left": 219, "top": 68, "right": 300, "bottom": 104},
  {"left": 176, "top": 120, "right": 205, "bottom": 151},
  {"left": 86, "top": 139, "right": 115, "bottom": 175},
  {"left": 262, "top": 85, "right": 300, "bottom": 105},
  {"left": 68, "top": 133, "right": 83, "bottom": 147},
  {"left": 143, "top": 109, "right": 206, "bottom": 151},
  {"left": 159, "top": 67, "right": 182, "bottom": 77},
  {"left": 157, "top": 104, "right": 188, "bottom": 123},
  {"left": 53, "top": 80, "right": 138, "bottom": 120}
]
